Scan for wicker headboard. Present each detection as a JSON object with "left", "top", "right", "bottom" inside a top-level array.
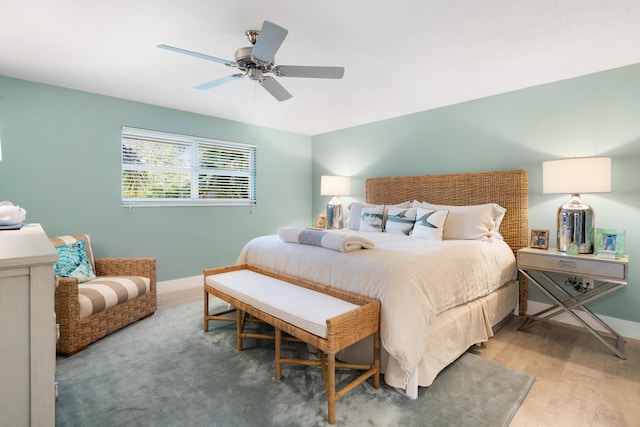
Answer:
[{"left": 366, "top": 169, "right": 529, "bottom": 313}]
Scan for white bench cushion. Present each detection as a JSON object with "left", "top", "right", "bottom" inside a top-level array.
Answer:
[
  {"left": 205, "top": 269, "right": 359, "bottom": 338},
  {"left": 78, "top": 276, "right": 150, "bottom": 318}
]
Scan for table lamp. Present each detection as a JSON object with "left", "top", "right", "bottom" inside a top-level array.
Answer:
[
  {"left": 320, "top": 175, "right": 350, "bottom": 229},
  {"left": 543, "top": 157, "right": 611, "bottom": 253}
]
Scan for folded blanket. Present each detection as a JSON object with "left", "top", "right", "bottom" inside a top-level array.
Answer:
[{"left": 278, "top": 227, "right": 375, "bottom": 253}]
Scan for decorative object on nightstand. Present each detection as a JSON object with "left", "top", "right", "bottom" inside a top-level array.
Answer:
[
  {"left": 566, "top": 242, "right": 579, "bottom": 255},
  {"left": 314, "top": 214, "right": 327, "bottom": 229},
  {"left": 594, "top": 228, "right": 626, "bottom": 259},
  {"left": 543, "top": 156, "right": 611, "bottom": 254},
  {"left": 529, "top": 229, "right": 549, "bottom": 249},
  {"left": 517, "top": 246, "right": 629, "bottom": 358},
  {"left": 320, "top": 175, "right": 350, "bottom": 229}
]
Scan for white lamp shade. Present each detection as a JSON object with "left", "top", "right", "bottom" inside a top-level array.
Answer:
[
  {"left": 543, "top": 157, "right": 611, "bottom": 194},
  {"left": 320, "top": 175, "right": 350, "bottom": 196}
]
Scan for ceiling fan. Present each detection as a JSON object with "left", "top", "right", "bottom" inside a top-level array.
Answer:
[{"left": 158, "top": 20, "right": 345, "bottom": 102}]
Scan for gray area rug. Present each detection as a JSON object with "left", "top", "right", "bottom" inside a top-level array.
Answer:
[{"left": 55, "top": 301, "right": 534, "bottom": 426}]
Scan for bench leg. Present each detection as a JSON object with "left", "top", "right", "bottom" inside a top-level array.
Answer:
[
  {"left": 327, "top": 352, "right": 337, "bottom": 425},
  {"left": 236, "top": 309, "right": 243, "bottom": 351},
  {"left": 204, "top": 289, "right": 237, "bottom": 332},
  {"left": 275, "top": 328, "right": 282, "bottom": 380},
  {"left": 373, "top": 329, "right": 381, "bottom": 389},
  {"left": 203, "top": 290, "right": 209, "bottom": 332},
  {"left": 318, "top": 350, "right": 328, "bottom": 389}
]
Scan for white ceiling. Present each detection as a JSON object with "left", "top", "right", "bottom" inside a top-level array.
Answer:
[{"left": 2, "top": 1, "right": 640, "bottom": 136}]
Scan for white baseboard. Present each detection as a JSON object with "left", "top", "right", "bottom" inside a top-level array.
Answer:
[
  {"left": 157, "top": 275, "right": 203, "bottom": 294},
  {"left": 526, "top": 300, "right": 640, "bottom": 341}
]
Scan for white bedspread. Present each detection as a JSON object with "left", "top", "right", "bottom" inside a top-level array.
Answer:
[{"left": 237, "top": 230, "right": 516, "bottom": 378}]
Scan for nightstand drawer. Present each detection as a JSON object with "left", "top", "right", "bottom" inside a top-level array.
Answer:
[{"left": 518, "top": 250, "right": 627, "bottom": 282}]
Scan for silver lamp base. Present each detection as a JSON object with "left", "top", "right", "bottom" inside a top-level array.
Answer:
[
  {"left": 556, "top": 194, "right": 594, "bottom": 253},
  {"left": 326, "top": 198, "right": 343, "bottom": 229}
]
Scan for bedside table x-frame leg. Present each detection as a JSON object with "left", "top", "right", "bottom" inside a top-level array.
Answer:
[{"left": 518, "top": 269, "right": 626, "bottom": 359}]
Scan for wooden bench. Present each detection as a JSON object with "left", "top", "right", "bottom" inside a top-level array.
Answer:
[{"left": 203, "top": 264, "right": 381, "bottom": 425}]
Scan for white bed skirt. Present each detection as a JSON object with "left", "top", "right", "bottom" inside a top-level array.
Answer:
[{"left": 336, "top": 280, "right": 519, "bottom": 393}]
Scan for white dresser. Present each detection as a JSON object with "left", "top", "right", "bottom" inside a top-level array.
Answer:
[{"left": 0, "top": 224, "right": 58, "bottom": 426}]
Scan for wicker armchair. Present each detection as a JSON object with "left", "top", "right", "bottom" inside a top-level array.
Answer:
[{"left": 52, "top": 235, "right": 157, "bottom": 356}]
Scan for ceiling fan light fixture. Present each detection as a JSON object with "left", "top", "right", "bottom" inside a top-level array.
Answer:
[{"left": 247, "top": 68, "right": 263, "bottom": 81}]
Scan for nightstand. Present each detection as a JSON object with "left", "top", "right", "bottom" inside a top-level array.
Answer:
[{"left": 517, "top": 247, "right": 629, "bottom": 359}]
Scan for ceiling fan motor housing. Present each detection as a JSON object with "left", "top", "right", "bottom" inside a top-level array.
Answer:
[
  {"left": 235, "top": 46, "right": 274, "bottom": 74},
  {"left": 234, "top": 46, "right": 255, "bottom": 70}
]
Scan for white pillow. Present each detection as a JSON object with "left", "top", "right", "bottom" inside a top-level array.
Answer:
[
  {"left": 384, "top": 207, "right": 417, "bottom": 235},
  {"left": 411, "top": 208, "right": 449, "bottom": 240},
  {"left": 347, "top": 202, "right": 370, "bottom": 230},
  {"left": 358, "top": 205, "right": 385, "bottom": 232},
  {"left": 411, "top": 200, "right": 506, "bottom": 241}
]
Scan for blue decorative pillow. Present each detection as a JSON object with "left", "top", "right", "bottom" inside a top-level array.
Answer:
[
  {"left": 359, "top": 205, "right": 385, "bottom": 232},
  {"left": 54, "top": 240, "right": 97, "bottom": 283},
  {"left": 384, "top": 207, "right": 417, "bottom": 235},
  {"left": 412, "top": 208, "right": 449, "bottom": 240}
]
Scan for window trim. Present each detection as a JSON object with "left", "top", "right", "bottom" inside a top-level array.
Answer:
[{"left": 121, "top": 126, "right": 256, "bottom": 207}]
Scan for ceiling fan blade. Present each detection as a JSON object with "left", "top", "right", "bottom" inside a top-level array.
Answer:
[
  {"left": 274, "top": 65, "right": 345, "bottom": 79},
  {"left": 194, "top": 74, "right": 244, "bottom": 90},
  {"left": 157, "top": 44, "right": 235, "bottom": 67},
  {"left": 251, "top": 21, "right": 288, "bottom": 65},
  {"left": 260, "top": 76, "right": 292, "bottom": 102}
]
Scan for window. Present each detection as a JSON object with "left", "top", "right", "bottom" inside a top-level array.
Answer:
[{"left": 121, "top": 127, "right": 256, "bottom": 207}]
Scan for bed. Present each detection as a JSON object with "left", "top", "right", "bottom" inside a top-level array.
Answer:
[{"left": 237, "top": 169, "right": 528, "bottom": 398}]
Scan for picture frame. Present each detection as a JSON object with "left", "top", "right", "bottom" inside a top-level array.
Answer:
[
  {"left": 315, "top": 214, "right": 327, "bottom": 229},
  {"left": 530, "top": 229, "right": 549, "bottom": 249},
  {"left": 594, "top": 228, "right": 626, "bottom": 258}
]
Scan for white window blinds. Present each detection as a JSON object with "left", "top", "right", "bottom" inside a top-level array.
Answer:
[{"left": 122, "top": 127, "right": 256, "bottom": 207}]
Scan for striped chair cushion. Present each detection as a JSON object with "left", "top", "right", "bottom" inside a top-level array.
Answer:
[{"left": 78, "top": 276, "right": 150, "bottom": 318}]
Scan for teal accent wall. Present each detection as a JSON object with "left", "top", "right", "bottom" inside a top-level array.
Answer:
[
  {"left": 3, "top": 64, "right": 639, "bottom": 325},
  {"left": 312, "top": 64, "right": 640, "bottom": 324},
  {"left": 0, "top": 76, "right": 312, "bottom": 281}
]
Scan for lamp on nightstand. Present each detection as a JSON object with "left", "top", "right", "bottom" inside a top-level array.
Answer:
[
  {"left": 320, "top": 175, "right": 350, "bottom": 229},
  {"left": 543, "top": 156, "right": 611, "bottom": 253}
]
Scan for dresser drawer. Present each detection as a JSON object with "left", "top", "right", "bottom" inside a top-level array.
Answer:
[{"left": 518, "top": 250, "right": 628, "bottom": 282}]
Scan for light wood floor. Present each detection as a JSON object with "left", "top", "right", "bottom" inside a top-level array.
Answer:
[{"left": 159, "top": 289, "right": 640, "bottom": 427}]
